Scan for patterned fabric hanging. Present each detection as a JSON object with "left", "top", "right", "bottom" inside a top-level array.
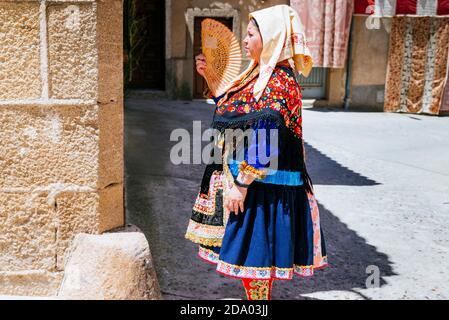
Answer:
[
  {"left": 441, "top": 55, "right": 449, "bottom": 112},
  {"left": 384, "top": 16, "right": 449, "bottom": 115},
  {"left": 290, "top": 0, "right": 354, "bottom": 68}
]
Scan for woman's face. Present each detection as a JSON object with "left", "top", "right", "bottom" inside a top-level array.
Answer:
[{"left": 243, "top": 20, "right": 263, "bottom": 62}]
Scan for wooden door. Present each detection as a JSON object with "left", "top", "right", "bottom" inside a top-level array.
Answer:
[{"left": 125, "top": 0, "right": 165, "bottom": 89}]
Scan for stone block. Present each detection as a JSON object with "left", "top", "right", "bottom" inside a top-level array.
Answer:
[
  {"left": 0, "top": 270, "right": 63, "bottom": 297},
  {"left": 58, "top": 232, "right": 161, "bottom": 300},
  {"left": 97, "top": 0, "right": 123, "bottom": 105},
  {"left": 47, "top": 2, "right": 98, "bottom": 100},
  {"left": 0, "top": 104, "right": 99, "bottom": 189},
  {"left": 0, "top": 2, "right": 41, "bottom": 100},
  {"left": 98, "top": 102, "right": 123, "bottom": 189},
  {"left": 0, "top": 193, "right": 56, "bottom": 271},
  {"left": 55, "top": 191, "right": 100, "bottom": 270}
]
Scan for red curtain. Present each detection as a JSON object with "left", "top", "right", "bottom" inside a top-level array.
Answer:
[
  {"left": 396, "top": 0, "right": 417, "bottom": 15},
  {"left": 438, "top": 0, "right": 449, "bottom": 15},
  {"left": 354, "top": 0, "right": 375, "bottom": 14},
  {"left": 354, "top": 0, "right": 449, "bottom": 16}
]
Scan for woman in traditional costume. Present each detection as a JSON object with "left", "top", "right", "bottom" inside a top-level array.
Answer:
[{"left": 185, "top": 4, "right": 328, "bottom": 300}]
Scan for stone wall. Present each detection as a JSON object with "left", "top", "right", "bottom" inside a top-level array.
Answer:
[{"left": 0, "top": 0, "right": 124, "bottom": 296}]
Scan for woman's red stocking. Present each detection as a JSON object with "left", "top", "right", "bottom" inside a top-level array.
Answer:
[{"left": 241, "top": 278, "right": 274, "bottom": 300}]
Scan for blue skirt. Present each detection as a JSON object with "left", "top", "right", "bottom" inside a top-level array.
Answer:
[{"left": 197, "top": 180, "right": 328, "bottom": 280}]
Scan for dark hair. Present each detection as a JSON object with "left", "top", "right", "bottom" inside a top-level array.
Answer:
[{"left": 250, "top": 17, "right": 260, "bottom": 31}]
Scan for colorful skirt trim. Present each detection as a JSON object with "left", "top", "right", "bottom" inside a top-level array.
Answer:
[
  {"left": 198, "top": 246, "right": 328, "bottom": 280},
  {"left": 186, "top": 169, "right": 328, "bottom": 281}
]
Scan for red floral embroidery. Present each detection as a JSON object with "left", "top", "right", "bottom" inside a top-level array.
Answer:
[{"left": 215, "top": 65, "right": 303, "bottom": 139}]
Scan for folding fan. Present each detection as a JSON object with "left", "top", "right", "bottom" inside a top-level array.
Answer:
[{"left": 201, "top": 18, "right": 242, "bottom": 97}]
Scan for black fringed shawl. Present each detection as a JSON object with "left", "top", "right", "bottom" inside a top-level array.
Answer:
[{"left": 208, "top": 63, "right": 314, "bottom": 194}]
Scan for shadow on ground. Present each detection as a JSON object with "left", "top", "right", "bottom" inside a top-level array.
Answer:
[
  {"left": 305, "top": 142, "right": 380, "bottom": 186},
  {"left": 305, "top": 106, "right": 449, "bottom": 117},
  {"left": 124, "top": 99, "right": 396, "bottom": 300}
]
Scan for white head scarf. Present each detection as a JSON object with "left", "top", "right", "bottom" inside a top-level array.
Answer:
[{"left": 219, "top": 5, "right": 313, "bottom": 103}]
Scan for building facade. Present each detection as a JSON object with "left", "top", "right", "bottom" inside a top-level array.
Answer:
[
  {"left": 126, "top": 0, "right": 448, "bottom": 114},
  {"left": 124, "top": 0, "right": 392, "bottom": 111}
]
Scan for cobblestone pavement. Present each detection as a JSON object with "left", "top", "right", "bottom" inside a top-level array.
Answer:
[{"left": 125, "top": 98, "right": 449, "bottom": 300}]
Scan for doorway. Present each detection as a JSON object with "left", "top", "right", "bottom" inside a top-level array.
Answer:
[{"left": 124, "top": 0, "right": 165, "bottom": 90}]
